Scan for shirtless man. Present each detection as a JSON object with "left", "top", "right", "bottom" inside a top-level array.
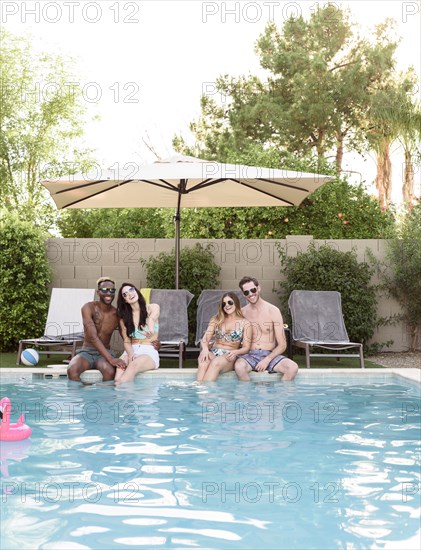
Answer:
[
  {"left": 234, "top": 276, "right": 299, "bottom": 381},
  {"left": 67, "top": 277, "right": 126, "bottom": 381}
]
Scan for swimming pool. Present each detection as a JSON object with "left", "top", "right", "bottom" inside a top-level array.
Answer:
[{"left": 1, "top": 372, "right": 420, "bottom": 549}]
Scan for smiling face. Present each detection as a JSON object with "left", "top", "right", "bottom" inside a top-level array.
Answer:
[
  {"left": 121, "top": 285, "right": 138, "bottom": 305},
  {"left": 97, "top": 280, "right": 117, "bottom": 305},
  {"left": 221, "top": 294, "right": 236, "bottom": 315},
  {"left": 241, "top": 281, "right": 260, "bottom": 304}
]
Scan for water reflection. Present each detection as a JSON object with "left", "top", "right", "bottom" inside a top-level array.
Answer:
[
  {"left": 0, "top": 378, "right": 419, "bottom": 549},
  {"left": 0, "top": 439, "right": 32, "bottom": 478}
]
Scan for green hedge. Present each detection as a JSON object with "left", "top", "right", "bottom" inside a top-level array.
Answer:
[
  {"left": 0, "top": 211, "right": 51, "bottom": 351},
  {"left": 276, "top": 243, "right": 377, "bottom": 347},
  {"left": 386, "top": 203, "right": 421, "bottom": 351}
]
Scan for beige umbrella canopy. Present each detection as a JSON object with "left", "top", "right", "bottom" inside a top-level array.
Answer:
[{"left": 43, "top": 155, "right": 333, "bottom": 287}]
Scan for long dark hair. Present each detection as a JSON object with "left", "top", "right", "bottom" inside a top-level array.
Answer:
[{"left": 117, "top": 283, "right": 148, "bottom": 336}]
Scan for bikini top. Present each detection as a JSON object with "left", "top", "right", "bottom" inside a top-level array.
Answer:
[
  {"left": 130, "top": 322, "right": 159, "bottom": 339},
  {"left": 214, "top": 321, "right": 245, "bottom": 343}
]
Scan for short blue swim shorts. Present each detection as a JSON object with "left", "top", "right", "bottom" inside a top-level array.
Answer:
[
  {"left": 241, "top": 350, "right": 285, "bottom": 373},
  {"left": 76, "top": 347, "right": 115, "bottom": 369}
]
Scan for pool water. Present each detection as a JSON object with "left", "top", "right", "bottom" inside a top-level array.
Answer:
[{"left": 1, "top": 377, "right": 420, "bottom": 549}]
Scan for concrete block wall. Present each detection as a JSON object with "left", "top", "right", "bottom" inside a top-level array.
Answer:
[{"left": 45, "top": 236, "right": 412, "bottom": 352}]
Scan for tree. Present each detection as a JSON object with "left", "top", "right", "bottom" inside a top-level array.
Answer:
[
  {"left": 256, "top": 10, "right": 398, "bottom": 172},
  {"left": 176, "top": 6, "right": 399, "bottom": 176},
  {"left": 364, "top": 72, "right": 420, "bottom": 209},
  {"left": 0, "top": 29, "right": 94, "bottom": 227},
  {"left": 173, "top": 94, "right": 235, "bottom": 161},
  {"left": 392, "top": 73, "right": 420, "bottom": 205}
]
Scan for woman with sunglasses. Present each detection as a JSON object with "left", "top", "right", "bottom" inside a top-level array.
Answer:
[
  {"left": 115, "top": 283, "right": 160, "bottom": 385},
  {"left": 197, "top": 292, "right": 251, "bottom": 382}
]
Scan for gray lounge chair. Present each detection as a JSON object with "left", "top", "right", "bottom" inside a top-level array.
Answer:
[
  {"left": 17, "top": 288, "right": 96, "bottom": 365},
  {"left": 288, "top": 290, "right": 364, "bottom": 368},
  {"left": 146, "top": 289, "right": 194, "bottom": 368}
]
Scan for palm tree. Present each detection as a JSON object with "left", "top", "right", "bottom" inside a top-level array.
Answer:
[
  {"left": 366, "top": 88, "right": 398, "bottom": 208},
  {"left": 365, "top": 73, "right": 420, "bottom": 208}
]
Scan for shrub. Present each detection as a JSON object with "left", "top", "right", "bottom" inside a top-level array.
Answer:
[
  {"left": 0, "top": 210, "right": 51, "bottom": 351},
  {"left": 276, "top": 243, "right": 377, "bottom": 347},
  {"left": 141, "top": 244, "right": 220, "bottom": 344},
  {"left": 57, "top": 208, "right": 171, "bottom": 238},
  {"left": 385, "top": 202, "right": 421, "bottom": 350}
]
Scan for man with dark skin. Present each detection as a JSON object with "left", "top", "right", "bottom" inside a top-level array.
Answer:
[{"left": 67, "top": 277, "right": 126, "bottom": 381}]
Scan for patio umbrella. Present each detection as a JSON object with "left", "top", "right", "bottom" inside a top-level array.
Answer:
[{"left": 43, "top": 155, "right": 333, "bottom": 288}]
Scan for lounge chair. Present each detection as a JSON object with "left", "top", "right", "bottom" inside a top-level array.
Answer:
[
  {"left": 142, "top": 289, "right": 194, "bottom": 368},
  {"left": 16, "top": 288, "right": 96, "bottom": 365},
  {"left": 195, "top": 289, "right": 293, "bottom": 358},
  {"left": 288, "top": 290, "right": 364, "bottom": 368}
]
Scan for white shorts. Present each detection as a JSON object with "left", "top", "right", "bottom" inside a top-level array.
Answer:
[{"left": 122, "top": 344, "right": 160, "bottom": 369}]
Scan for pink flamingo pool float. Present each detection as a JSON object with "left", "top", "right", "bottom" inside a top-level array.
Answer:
[{"left": 0, "top": 397, "right": 32, "bottom": 441}]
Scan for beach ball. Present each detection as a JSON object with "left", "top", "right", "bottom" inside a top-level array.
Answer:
[{"left": 21, "top": 348, "right": 40, "bottom": 366}]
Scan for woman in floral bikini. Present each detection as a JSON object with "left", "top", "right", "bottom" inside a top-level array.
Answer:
[{"left": 197, "top": 292, "right": 251, "bottom": 382}]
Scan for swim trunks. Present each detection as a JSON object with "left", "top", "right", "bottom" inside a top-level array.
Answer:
[
  {"left": 77, "top": 347, "right": 116, "bottom": 369},
  {"left": 241, "top": 350, "right": 285, "bottom": 373}
]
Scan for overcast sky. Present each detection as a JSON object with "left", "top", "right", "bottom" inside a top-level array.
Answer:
[{"left": 3, "top": 1, "right": 420, "bottom": 202}]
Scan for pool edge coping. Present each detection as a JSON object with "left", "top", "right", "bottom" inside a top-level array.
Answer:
[{"left": 1, "top": 367, "right": 420, "bottom": 385}]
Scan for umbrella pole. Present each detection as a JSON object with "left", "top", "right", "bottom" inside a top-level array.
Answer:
[
  {"left": 174, "top": 190, "right": 182, "bottom": 289},
  {"left": 174, "top": 210, "right": 180, "bottom": 290}
]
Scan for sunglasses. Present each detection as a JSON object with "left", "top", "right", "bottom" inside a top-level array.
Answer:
[
  {"left": 222, "top": 299, "right": 234, "bottom": 307},
  {"left": 98, "top": 288, "right": 116, "bottom": 294},
  {"left": 243, "top": 287, "right": 258, "bottom": 296},
  {"left": 122, "top": 287, "right": 135, "bottom": 298}
]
